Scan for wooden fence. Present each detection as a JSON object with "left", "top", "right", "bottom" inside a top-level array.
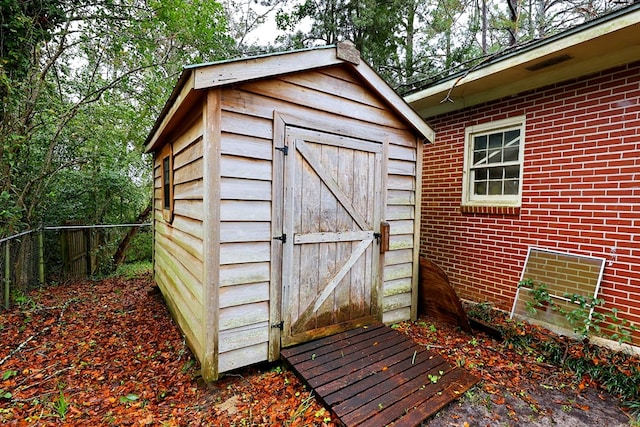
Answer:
[{"left": 1, "top": 223, "right": 150, "bottom": 309}]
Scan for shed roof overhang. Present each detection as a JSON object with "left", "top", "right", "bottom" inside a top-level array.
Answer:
[
  {"left": 405, "top": 4, "right": 640, "bottom": 118},
  {"left": 145, "top": 43, "right": 435, "bottom": 153}
]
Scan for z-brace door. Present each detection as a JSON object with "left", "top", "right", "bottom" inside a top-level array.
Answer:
[{"left": 279, "top": 126, "right": 383, "bottom": 347}]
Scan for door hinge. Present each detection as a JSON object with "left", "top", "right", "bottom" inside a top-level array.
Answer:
[
  {"left": 373, "top": 232, "right": 382, "bottom": 245},
  {"left": 275, "top": 146, "right": 289, "bottom": 155},
  {"left": 271, "top": 321, "right": 284, "bottom": 330},
  {"left": 273, "top": 233, "right": 287, "bottom": 243}
]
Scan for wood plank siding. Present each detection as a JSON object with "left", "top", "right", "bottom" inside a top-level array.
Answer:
[
  {"left": 148, "top": 44, "right": 433, "bottom": 381},
  {"left": 215, "top": 66, "right": 420, "bottom": 373},
  {"left": 153, "top": 114, "right": 206, "bottom": 362}
]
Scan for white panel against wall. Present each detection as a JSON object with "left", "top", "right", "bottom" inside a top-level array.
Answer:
[
  {"left": 220, "top": 262, "right": 271, "bottom": 286},
  {"left": 220, "top": 178, "right": 272, "bottom": 201},
  {"left": 220, "top": 200, "right": 271, "bottom": 222},
  {"left": 219, "top": 301, "right": 269, "bottom": 331},
  {"left": 220, "top": 242, "right": 271, "bottom": 265}
]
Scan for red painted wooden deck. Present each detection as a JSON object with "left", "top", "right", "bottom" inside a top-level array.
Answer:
[{"left": 280, "top": 323, "right": 478, "bottom": 427}]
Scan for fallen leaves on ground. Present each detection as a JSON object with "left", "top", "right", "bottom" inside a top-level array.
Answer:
[
  {"left": 0, "top": 275, "right": 336, "bottom": 426},
  {"left": 0, "top": 275, "right": 637, "bottom": 426}
]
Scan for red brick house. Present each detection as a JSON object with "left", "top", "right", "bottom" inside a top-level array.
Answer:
[{"left": 406, "top": 3, "right": 640, "bottom": 348}]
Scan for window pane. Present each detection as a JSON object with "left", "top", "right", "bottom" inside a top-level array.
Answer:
[
  {"left": 488, "top": 181, "right": 502, "bottom": 195},
  {"left": 475, "top": 168, "right": 488, "bottom": 180},
  {"left": 505, "top": 165, "right": 520, "bottom": 179},
  {"left": 489, "top": 167, "right": 503, "bottom": 180},
  {"left": 504, "top": 179, "right": 519, "bottom": 195},
  {"left": 474, "top": 135, "right": 487, "bottom": 150},
  {"left": 505, "top": 129, "right": 520, "bottom": 145},
  {"left": 489, "top": 133, "right": 503, "bottom": 148},
  {"left": 474, "top": 181, "right": 487, "bottom": 195},
  {"left": 503, "top": 146, "right": 519, "bottom": 162},
  {"left": 488, "top": 148, "right": 502, "bottom": 163},
  {"left": 163, "top": 157, "right": 171, "bottom": 209}
]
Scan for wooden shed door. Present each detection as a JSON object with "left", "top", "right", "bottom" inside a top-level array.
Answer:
[{"left": 279, "top": 127, "right": 383, "bottom": 347}]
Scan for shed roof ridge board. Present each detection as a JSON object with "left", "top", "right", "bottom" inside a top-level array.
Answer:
[
  {"left": 145, "top": 44, "right": 434, "bottom": 153},
  {"left": 404, "top": 2, "right": 640, "bottom": 104}
]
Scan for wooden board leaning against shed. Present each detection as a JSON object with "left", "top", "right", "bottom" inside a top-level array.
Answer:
[{"left": 510, "top": 247, "right": 606, "bottom": 334}]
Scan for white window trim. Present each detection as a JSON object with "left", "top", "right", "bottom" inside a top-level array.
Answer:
[{"left": 462, "top": 115, "right": 526, "bottom": 207}]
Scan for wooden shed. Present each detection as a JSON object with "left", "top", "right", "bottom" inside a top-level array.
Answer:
[{"left": 145, "top": 42, "right": 435, "bottom": 381}]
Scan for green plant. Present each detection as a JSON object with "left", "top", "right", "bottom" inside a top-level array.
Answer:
[
  {"left": 623, "top": 400, "right": 640, "bottom": 420},
  {"left": 2, "top": 370, "right": 17, "bottom": 380},
  {"left": 114, "top": 261, "right": 152, "bottom": 279},
  {"left": 518, "top": 279, "right": 637, "bottom": 344},
  {"left": 12, "top": 290, "right": 35, "bottom": 309},
  {"left": 0, "top": 389, "right": 11, "bottom": 399},
  {"left": 466, "top": 301, "right": 494, "bottom": 322},
  {"left": 52, "top": 391, "right": 69, "bottom": 419}
]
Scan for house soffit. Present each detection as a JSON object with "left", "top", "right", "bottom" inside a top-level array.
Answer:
[{"left": 406, "top": 5, "right": 640, "bottom": 118}]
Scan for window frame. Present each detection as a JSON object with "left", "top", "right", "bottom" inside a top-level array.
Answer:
[
  {"left": 462, "top": 115, "right": 525, "bottom": 207},
  {"left": 160, "top": 143, "right": 174, "bottom": 223}
]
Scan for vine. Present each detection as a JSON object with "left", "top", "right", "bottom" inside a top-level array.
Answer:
[{"left": 518, "top": 278, "right": 637, "bottom": 344}]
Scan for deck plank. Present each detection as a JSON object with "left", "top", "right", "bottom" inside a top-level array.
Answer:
[{"left": 281, "top": 323, "right": 478, "bottom": 427}]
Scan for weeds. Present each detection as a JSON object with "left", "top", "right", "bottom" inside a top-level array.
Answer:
[{"left": 52, "top": 391, "right": 69, "bottom": 420}]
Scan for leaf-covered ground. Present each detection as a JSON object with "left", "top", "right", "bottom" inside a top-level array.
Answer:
[{"left": 0, "top": 274, "right": 637, "bottom": 426}]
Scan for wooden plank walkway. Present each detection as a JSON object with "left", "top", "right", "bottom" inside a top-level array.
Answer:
[{"left": 280, "top": 323, "right": 478, "bottom": 427}]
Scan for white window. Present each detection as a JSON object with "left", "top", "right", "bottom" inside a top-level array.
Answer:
[{"left": 462, "top": 116, "right": 525, "bottom": 207}]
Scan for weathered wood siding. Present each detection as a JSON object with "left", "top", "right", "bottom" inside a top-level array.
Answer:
[
  {"left": 153, "top": 114, "right": 206, "bottom": 363},
  {"left": 216, "top": 65, "right": 420, "bottom": 372}
]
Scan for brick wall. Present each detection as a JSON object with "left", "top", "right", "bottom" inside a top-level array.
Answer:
[{"left": 420, "top": 62, "right": 640, "bottom": 345}]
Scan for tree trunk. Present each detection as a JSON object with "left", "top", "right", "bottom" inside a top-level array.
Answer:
[{"left": 112, "top": 199, "right": 152, "bottom": 267}]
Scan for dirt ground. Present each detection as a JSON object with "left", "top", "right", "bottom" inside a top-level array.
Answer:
[{"left": 0, "top": 273, "right": 637, "bottom": 426}]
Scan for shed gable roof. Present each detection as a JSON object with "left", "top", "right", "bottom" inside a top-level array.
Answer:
[
  {"left": 405, "top": 3, "right": 640, "bottom": 118},
  {"left": 145, "top": 42, "right": 434, "bottom": 152}
]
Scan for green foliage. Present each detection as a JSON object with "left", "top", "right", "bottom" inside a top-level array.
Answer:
[
  {"left": 466, "top": 301, "right": 494, "bottom": 322},
  {"left": 1, "top": 0, "right": 233, "bottom": 238},
  {"left": 114, "top": 261, "right": 152, "bottom": 279},
  {"left": 518, "top": 279, "right": 637, "bottom": 344},
  {"left": 52, "top": 390, "right": 69, "bottom": 419},
  {"left": 124, "top": 230, "right": 152, "bottom": 263}
]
